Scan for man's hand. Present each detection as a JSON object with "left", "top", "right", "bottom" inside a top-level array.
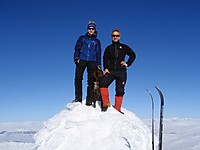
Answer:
[
  {"left": 74, "top": 58, "right": 80, "bottom": 65},
  {"left": 120, "top": 61, "right": 128, "bottom": 67},
  {"left": 103, "top": 69, "right": 110, "bottom": 75},
  {"left": 97, "top": 65, "right": 102, "bottom": 70}
]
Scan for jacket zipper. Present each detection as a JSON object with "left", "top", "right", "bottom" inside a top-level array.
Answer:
[{"left": 114, "top": 44, "right": 118, "bottom": 68}]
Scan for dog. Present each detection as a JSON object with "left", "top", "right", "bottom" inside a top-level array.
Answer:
[{"left": 93, "top": 68, "right": 103, "bottom": 108}]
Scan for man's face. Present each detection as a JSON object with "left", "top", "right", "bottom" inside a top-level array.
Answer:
[
  {"left": 88, "top": 27, "right": 95, "bottom": 35},
  {"left": 111, "top": 31, "right": 120, "bottom": 42}
]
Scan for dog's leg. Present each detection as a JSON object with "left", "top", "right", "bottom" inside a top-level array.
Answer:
[{"left": 93, "top": 88, "right": 97, "bottom": 108}]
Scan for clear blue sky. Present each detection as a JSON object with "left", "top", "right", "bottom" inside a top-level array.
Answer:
[{"left": 1, "top": 0, "right": 200, "bottom": 121}]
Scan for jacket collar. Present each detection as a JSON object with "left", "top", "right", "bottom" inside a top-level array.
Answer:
[
  {"left": 86, "top": 31, "right": 97, "bottom": 38},
  {"left": 112, "top": 40, "right": 120, "bottom": 44}
]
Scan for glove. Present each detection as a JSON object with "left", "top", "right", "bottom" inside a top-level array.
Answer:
[
  {"left": 74, "top": 58, "right": 80, "bottom": 65},
  {"left": 97, "top": 65, "right": 102, "bottom": 70}
]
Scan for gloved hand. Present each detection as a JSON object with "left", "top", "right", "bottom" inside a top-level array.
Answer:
[
  {"left": 97, "top": 65, "right": 102, "bottom": 70},
  {"left": 74, "top": 58, "right": 80, "bottom": 65}
]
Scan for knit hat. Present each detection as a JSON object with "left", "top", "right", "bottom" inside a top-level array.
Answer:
[{"left": 88, "top": 21, "right": 96, "bottom": 29}]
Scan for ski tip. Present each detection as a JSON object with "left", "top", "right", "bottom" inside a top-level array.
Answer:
[
  {"left": 145, "top": 88, "right": 154, "bottom": 101},
  {"left": 155, "top": 86, "right": 163, "bottom": 95},
  {"left": 145, "top": 88, "right": 150, "bottom": 93},
  {"left": 155, "top": 86, "right": 164, "bottom": 105},
  {"left": 155, "top": 85, "right": 160, "bottom": 91}
]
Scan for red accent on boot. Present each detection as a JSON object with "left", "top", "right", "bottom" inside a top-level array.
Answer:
[
  {"left": 100, "top": 88, "right": 110, "bottom": 107},
  {"left": 114, "top": 96, "right": 123, "bottom": 112}
]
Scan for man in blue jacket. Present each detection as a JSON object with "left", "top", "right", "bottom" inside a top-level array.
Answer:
[{"left": 73, "top": 21, "right": 101, "bottom": 106}]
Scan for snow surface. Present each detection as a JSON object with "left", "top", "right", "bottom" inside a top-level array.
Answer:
[
  {"left": 0, "top": 103, "right": 200, "bottom": 150},
  {"left": 35, "top": 101, "right": 153, "bottom": 150}
]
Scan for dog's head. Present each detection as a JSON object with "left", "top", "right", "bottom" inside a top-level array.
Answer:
[{"left": 93, "top": 69, "right": 103, "bottom": 82}]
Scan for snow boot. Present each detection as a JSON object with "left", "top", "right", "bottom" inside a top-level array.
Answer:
[
  {"left": 100, "top": 88, "right": 110, "bottom": 112},
  {"left": 72, "top": 99, "right": 82, "bottom": 103},
  {"left": 114, "top": 96, "right": 124, "bottom": 114},
  {"left": 101, "top": 106, "right": 108, "bottom": 112}
]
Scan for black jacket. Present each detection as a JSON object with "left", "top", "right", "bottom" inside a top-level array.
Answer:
[{"left": 103, "top": 41, "right": 136, "bottom": 70}]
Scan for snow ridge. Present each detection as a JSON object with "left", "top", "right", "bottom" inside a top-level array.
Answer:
[{"left": 35, "top": 101, "right": 153, "bottom": 150}]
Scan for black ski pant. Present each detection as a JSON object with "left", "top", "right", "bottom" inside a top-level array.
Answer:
[
  {"left": 100, "top": 70, "right": 127, "bottom": 96},
  {"left": 74, "top": 60, "right": 96, "bottom": 103}
]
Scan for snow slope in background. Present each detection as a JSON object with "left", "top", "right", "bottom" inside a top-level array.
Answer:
[
  {"left": 143, "top": 118, "right": 200, "bottom": 150},
  {"left": 0, "top": 121, "right": 42, "bottom": 150},
  {"left": 34, "top": 101, "right": 153, "bottom": 150}
]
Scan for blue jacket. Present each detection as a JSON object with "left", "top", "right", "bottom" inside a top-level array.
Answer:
[{"left": 74, "top": 32, "right": 101, "bottom": 66}]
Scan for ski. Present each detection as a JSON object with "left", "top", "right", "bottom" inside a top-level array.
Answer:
[
  {"left": 145, "top": 89, "right": 155, "bottom": 150},
  {"left": 155, "top": 86, "right": 164, "bottom": 150}
]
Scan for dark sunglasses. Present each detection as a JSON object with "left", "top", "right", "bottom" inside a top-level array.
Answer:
[
  {"left": 112, "top": 34, "right": 120, "bottom": 37},
  {"left": 88, "top": 28, "right": 95, "bottom": 30}
]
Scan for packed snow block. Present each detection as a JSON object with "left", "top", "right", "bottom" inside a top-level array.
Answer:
[{"left": 34, "top": 101, "right": 154, "bottom": 150}]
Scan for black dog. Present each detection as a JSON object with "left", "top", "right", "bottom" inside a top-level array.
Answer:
[{"left": 93, "top": 68, "right": 103, "bottom": 108}]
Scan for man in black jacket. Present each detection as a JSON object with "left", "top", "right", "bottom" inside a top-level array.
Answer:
[{"left": 100, "top": 29, "right": 136, "bottom": 113}]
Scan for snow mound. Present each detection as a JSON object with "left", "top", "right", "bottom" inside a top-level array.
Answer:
[{"left": 34, "top": 101, "right": 153, "bottom": 150}]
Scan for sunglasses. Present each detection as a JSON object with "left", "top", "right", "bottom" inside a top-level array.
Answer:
[
  {"left": 88, "top": 28, "right": 95, "bottom": 30},
  {"left": 112, "top": 34, "right": 120, "bottom": 37}
]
